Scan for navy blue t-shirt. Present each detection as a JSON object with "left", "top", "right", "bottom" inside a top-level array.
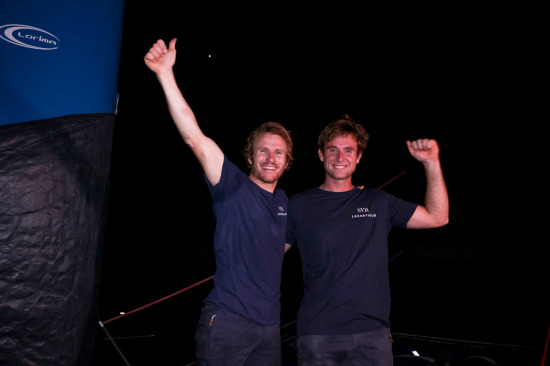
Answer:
[
  {"left": 286, "top": 187, "right": 417, "bottom": 335},
  {"left": 203, "top": 156, "right": 288, "bottom": 325}
]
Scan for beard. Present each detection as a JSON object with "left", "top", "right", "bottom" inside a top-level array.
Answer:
[{"left": 251, "top": 164, "right": 284, "bottom": 184}]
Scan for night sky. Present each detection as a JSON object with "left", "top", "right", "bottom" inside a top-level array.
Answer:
[{"left": 95, "top": 3, "right": 546, "bottom": 364}]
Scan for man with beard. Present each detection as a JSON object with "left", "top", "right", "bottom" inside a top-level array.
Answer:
[{"left": 145, "top": 38, "right": 294, "bottom": 366}]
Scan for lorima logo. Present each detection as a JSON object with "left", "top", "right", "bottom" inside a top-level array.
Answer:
[{"left": 0, "top": 24, "right": 60, "bottom": 50}]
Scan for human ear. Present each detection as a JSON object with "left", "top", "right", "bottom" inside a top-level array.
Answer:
[{"left": 318, "top": 148, "right": 324, "bottom": 162}]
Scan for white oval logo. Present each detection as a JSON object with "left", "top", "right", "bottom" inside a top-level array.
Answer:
[{"left": 0, "top": 24, "right": 60, "bottom": 50}]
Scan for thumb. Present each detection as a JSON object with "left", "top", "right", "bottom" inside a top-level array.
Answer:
[{"left": 169, "top": 38, "right": 177, "bottom": 50}]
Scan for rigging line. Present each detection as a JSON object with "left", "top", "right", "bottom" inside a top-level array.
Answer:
[
  {"left": 280, "top": 319, "right": 297, "bottom": 329},
  {"left": 377, "top": 170, "right": 408, "bottom": 190},
  {"left": 99, "top": 320, "right": 131, "bottom": 366},
  {"left": 101, "top": 275, "right": 214, "bottom": 325},
  {"left": 377, "top": 127, "right": 472, "bottom": 190},
  {"left": 100, "top": 128, "right": 473, "bottom": 328},
  {"left": 440, "top": 127, "right": 472, "bottom": 150},
  {"left": 541, "top": 322, "right": 549, "bottom": 366},
  {"left": 392, "top": 332, "right": 535, "bottom": 349}
]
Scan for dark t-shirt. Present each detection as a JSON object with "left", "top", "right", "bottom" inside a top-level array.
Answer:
[
  {"left": 286, "top": 187, "right": 417, "bottom": 335},
  {"left": 203, "top": 156, "right": 288, "bottom": 325}
]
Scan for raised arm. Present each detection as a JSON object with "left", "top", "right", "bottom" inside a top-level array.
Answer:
[
  {"left": 406, "top": 138, "right": 449, "bottom": 229},
  {"left": 144, "top": 38, "right": 223, "bottom": 185}
]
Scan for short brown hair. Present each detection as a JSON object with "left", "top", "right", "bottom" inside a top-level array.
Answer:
[
  {"left": 243, "top": 122, "right": 294, "bottom": 171},
  {"left": 317, "top": 114, "right": 369, "bottom": 153}
]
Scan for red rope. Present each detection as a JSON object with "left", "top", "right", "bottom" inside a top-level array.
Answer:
[
  {"left": 377, "top": 128, "right": 470, "bottom": 190},
  {"left": 101, "top": 275, "right": 214, "bottom": 324},
  {"left": 541, "top": 322, "right": 550, "bottom": 366},
  {"left": 101, "top": 129, "right": 472, "bottom": 327}
]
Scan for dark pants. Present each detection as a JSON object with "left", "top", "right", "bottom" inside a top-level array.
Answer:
[
  {"left": 296, "top": 326, "right": 393, "bottom": 366},
  {"left": 195, "top": 303, "right": 282, "bottom": 366}
]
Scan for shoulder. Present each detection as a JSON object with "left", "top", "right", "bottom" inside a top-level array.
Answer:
[
  {"left": 289, "top": 187, "right": 319, "bottom": 202},
  {"left": 222, "top": 156, "right": 248, "bottom": 181},
  {"left": 354, "top": 188, "right": 405, "bottom": 206},
  {"left": 360, "top": 188, "right": 390, "bottom": 198},
  {"left": 212, "top": 156, "right": 248, "bottom": 193}
]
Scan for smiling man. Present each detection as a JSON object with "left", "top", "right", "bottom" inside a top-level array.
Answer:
[
  {"left": 144, "top": 38, "right": 294, "bottom": 366},
  {"left": 285, "top": 114, "right": 449, "bottom": 366}
]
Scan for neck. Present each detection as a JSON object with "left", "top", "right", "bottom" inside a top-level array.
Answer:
[
  {"left": 249, "top": 175, "right": 277, "bottom": 193},
  {"left": 319, "top": 178, "right": 355, "bottom": 192}
]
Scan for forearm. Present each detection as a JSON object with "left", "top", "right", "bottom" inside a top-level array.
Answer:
[
  {"left": 157, "top": 70, "right": 202, "bottom": 146},
  {"left": 156, "top": 69, "right": 223, "bottom": 184},
  {"left": 423, "top": 159, "right": 449, "bottom": 226}
]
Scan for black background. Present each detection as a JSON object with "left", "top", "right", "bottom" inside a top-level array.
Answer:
[{"left": 93, "top": 3, "right": 546, "bottom": 365}]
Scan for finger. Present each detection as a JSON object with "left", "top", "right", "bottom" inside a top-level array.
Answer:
[
  {"left": 155, "top": 39, "right": 167, "bottom": 51},
  {"left": 168, "top": 38, "right": 177, "bottom": 50},
  {"left": 422, "top": 139, "right": 433, "bottom": 150},
  {"left": 413, "top": 139, "right": 432, "bottom": 150},
  {"left": 144, "top": 48, "right": 160, "bottom": 62},
  {"left": 152, "top": 42, "right": 166, "bottom": 56},
  {"left": 146, "top": 41, "right": 168, "bottom": 61}
]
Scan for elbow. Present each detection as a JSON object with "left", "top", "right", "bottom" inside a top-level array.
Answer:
[
  {"left": 437, "top": 215, "right": 450, "bottom": 227},
  {"left": 426, "top": 211, "right": 449, "bottom": 228}
]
